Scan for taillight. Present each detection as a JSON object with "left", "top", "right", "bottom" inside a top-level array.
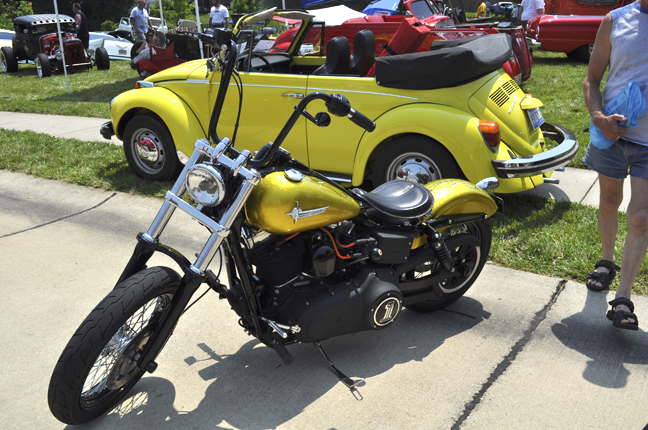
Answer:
[{"left": 478, "top": 120, "right": 500, "bottom": 151}]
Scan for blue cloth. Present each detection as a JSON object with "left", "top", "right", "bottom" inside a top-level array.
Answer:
[{"left": 590, "top": 81, "right": 648, "bottom": 149}]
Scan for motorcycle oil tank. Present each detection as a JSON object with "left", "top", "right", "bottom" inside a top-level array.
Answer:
[{"left": 245, "top": 170, "right": 361, "bottom": 235}]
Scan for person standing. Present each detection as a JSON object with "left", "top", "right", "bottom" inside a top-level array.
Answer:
[
  {"left": 130, "top": 0, "right": 152, "bottom": 43},
  {"left": 518, "top": 0, "right": 544, "bottom": 27},
  {"left": 476, "top": 0, "right": 487, "bottom": 18},
  {"left": 208, "top": 0, "right": 229, "bottom": 29},
  {"left": 582, "top": 0, "right": 648, "bottom": 330},
  {"left": 72, "top": 3, "right": 89, "bottom": 49}
]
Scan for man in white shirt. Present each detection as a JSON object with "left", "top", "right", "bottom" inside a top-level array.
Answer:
[
  {"left": 518, "top": 0, "right": 544, "bottom": 27},
  {"left": 130, "top": 0, "right": 151, "bottom": 42},
  {"left": 209, "top": 0, "right": 229, "bottom": 29}
]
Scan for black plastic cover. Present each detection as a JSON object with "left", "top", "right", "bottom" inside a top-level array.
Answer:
[{"left": 375, "top": 33, "right": 512, "bottom": 90}]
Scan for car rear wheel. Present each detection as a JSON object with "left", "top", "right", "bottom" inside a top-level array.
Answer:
[
  {"left": 1, "top": 47, "right": 18, "bottom": 73},
  {"left": 123, "top": 114, "right": 181, "bottom": 181},
  {"left": 95, "top": 47, "right": 110, "bottom": 70},
  {"left": 573, "top": 44, "right": 593, "bottom": 63},
  {"left": 372, "top": 135, "right": 463, "bottom": 188},
  {"left": 36, "top": 53, "right": 51, "bottom": 77}
]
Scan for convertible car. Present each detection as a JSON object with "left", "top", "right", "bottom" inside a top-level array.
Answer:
[{"left": 101, "top": 9, "right": 578, "bottom": 195}]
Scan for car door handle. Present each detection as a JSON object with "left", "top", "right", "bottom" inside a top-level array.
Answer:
[{"left": 282, "top": 93, "right": 304, "bottom": 99}]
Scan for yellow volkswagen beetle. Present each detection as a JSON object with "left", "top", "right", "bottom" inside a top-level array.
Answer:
[{"left": 101, "top": 9, "right": 578, "bottom": 194}]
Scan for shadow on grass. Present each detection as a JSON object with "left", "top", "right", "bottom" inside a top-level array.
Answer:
[
  {"left": 95, "top": 160, "right": 173, "bottom": 198},
  {"left": 43, "top": 77, "right": 138, "bottom": 104}
]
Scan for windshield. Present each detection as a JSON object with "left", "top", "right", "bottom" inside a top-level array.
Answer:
[{"left": 409, "top": 0, "right": 437, "bottom": 19}]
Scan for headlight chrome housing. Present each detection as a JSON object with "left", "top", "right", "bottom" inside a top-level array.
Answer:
[{"left": 185, "top": 164, "right": 226, "bottom": 207}]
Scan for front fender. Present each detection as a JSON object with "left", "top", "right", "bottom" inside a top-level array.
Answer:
[
  {"left": 111, "top": 87, "right": 207, "bottom": 157},
  {"left": 351, "top": 104, "right": 497, "bottom": 186}
]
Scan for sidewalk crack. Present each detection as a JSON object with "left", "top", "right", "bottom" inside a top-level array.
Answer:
[
  {"left": 0, "top": 193, "right": 117, "bottom": 239},
  {"left": 451, "top": 279, "right": 567, "bottom": 429}
]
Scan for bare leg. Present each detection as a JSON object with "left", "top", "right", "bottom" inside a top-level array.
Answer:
[
  {"left": 590, "top": 174, "right": 624, "bottom": 288},
  {"left": 614, "top": 177, "right": 648, "bottom": 324}
]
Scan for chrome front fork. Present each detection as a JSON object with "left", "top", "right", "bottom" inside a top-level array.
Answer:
[{"left": 141, "top": 138, "right": 260, "bottom": 276}]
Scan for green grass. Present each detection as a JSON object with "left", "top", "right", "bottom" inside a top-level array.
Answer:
[
  {"left": 1, "top": 50, "right": 645, "bottom": 295},
  {"left": 0, "top": 61, "right": 138, "bottom": 118}
]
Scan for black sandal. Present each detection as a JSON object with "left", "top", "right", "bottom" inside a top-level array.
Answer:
[
  {"left": 606, "top": 297, "right": 639, "bottom": 331},
  {"left": 586, "top": 259, "right": 620, "bottom": 291}
]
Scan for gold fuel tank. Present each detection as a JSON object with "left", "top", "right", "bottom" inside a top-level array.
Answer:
[{"left": 245, "top": 170, "right": 361, "bottom": 235}]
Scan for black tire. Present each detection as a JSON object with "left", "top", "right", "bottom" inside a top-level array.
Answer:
[
  {"left": 573, "top": 44, "right": 593, "bottom": 63},
  {"left": 95, "top": 46, "right": 110, "bottom": 70},
  {"left": 48, "top": 267, "right": 181, "bottom": 425},
  {"left": 405, "top": 219, "right": 492, "bottom": 313},
  {"left": 372, "top": 135, "right": 463, "bottom": 188},
  {"left": 131, "top": 41, "right": 144, "bottom": 60},
  {"left": 36, "top": 53, "right": 51, "bottom": 77},
  {"left": 123, "top": 114, "right": 181, "bottom": 181},
  {"left": 1, "top": 46, "right": 18, "bottom": 73},
  {"left": 566, "top": 50, "right": 577, "bottom": 61}
]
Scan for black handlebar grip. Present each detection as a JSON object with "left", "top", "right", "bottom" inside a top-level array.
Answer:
[
  {"left": 272, "top": 341, "right": 294, "bottom": 366},
  {"left": 348, "top": 108, "right": 376, "bottom": 132}
]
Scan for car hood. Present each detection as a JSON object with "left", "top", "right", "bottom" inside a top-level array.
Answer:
[{"left": 146, "top": 59, "right": 206, "bottom": 82}]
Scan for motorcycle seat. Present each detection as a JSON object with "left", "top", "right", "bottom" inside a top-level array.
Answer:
[{"left": 351, "top": 180, "right": 433, "bottom": 224}]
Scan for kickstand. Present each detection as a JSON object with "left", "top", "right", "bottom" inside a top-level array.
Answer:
[{"left": 314, "top": 341, "right": 364, "bottom": 393}]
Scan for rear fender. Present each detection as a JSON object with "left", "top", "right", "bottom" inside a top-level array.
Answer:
[
  {"left": 351, "top": 105, "right": 497, "bottom": 186},
  {"left": 112, "top": 87, "right": 206, "bottom": 158},
  {"left": 411, "top": 178, "right": 498, "bottom": 249}
]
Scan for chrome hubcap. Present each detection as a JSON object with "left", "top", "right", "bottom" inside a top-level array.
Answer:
[
  {"left": 132, "top": 129, "right": 165, "bottom": 174},
  {"left": 387, "top": 152, "right": 440, "bottom": 184}
]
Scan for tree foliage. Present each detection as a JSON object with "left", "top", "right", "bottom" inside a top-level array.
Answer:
[
  {"left": 230, "top": 0, "right": 263, "bottom": 14},
  {"left": 0, "top": 1, "right": 34, "bottom": 30},
  {"left": 29, "top": 0, "right": 134, "bottom": 31},
  {"left": 149, "top": 0, "right": 194, "bottom": 27}
]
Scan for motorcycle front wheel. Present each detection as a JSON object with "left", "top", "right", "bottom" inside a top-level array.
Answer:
[
  {"left": 48, "top": 266, "right": 181, "bottom": 425},
  {"left": 405, "top": 219, "right": 491, "bottom": 313}
]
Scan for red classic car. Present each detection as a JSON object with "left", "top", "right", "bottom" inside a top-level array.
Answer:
[
  {"left": 525, "top": 0, "right": 628, "bottom": 62},
  {"left": 269, "top": 0, "right": 533, "bottom": 83}
]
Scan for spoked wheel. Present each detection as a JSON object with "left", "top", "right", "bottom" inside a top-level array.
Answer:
[
  {"left": 404, "top": 220, "right": 492, "bottom": 312},
  {"left": 48, "top": 267, "right": 181, "bottom": 425}
]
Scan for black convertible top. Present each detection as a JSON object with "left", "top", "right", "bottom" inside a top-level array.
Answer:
[
  {"left": 13, "top": 14, "right": 75, "bottom": 26},
  {"left": 375, "top": 33, "right": 513, "bottom": 90}
]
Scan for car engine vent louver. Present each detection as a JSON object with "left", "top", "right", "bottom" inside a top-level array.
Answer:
[{"left": 489, "top": 79, "right": 521, "bottom": 107}]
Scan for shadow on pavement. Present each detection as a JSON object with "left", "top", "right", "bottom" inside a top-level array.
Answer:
[
  {"left": 74, "top": 296, "right": 490, "bottom": 429},
  {"left": 551, "top": 290, "right": 648, "bottom": 389}
]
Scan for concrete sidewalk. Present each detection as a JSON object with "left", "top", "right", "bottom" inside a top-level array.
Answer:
[
  {"left": 1, "top": 113, "right": 647, "bottom": 429},
  {"left": 1, "top": 172, "right": 647, "bottom": 429}
]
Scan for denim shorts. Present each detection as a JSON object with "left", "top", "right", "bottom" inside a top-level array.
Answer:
[{"left": 582, "top": 138, "right": 648, "bottom": 179}]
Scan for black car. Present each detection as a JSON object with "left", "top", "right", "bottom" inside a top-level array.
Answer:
[{"left": 0, "top": 14, "right": 110, "bottom": 77}]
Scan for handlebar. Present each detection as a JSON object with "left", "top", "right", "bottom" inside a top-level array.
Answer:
[{"left": 248, "top": 92, "right": 375, "bottom": 168}]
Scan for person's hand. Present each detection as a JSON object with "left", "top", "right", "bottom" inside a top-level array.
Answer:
[{"left": 593, "top": 113, "right": 628, "bottom": 141}]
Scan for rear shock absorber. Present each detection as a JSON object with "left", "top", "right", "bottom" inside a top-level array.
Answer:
[{"left": 422, "top": 224, "right": 455, "bottom": 273}]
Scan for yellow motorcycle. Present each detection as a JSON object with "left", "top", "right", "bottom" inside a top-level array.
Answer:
[{"left": 48, "top": 29, "right": 499, "bottom": 425}]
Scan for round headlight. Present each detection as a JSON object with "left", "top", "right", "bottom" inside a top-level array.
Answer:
[
  {"left": 55, "top": 52, "right": 63, "bottom": 60},
  {"left": 185, "top": 164, "right": 225, "bottom": 207}
]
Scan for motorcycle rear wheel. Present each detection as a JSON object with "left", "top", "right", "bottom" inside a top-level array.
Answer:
[
  {"left": 405, "top": 219, "right": 491, "bottom": 313},
  {"left": 48, "top": 266, "right": 181, "bottom": 425}
]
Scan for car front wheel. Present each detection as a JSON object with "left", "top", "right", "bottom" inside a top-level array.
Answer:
[
  {"left": 36, "top": 53, "right": 51, "bottom": 77},
  {"left": 95, "top": 47, "right": 110, "bottom": 70},
  {"left": 573, "top": 44, "right": 593, "bottom": 63},
  {"left": 372, "top": 135, "right": 463, "bottom": 188},
  {"left": 123, "top": 114, "right": 181, "bottom": 181},
  {"left": 1, "top": 47, "right": 18, "bottom": 73}
]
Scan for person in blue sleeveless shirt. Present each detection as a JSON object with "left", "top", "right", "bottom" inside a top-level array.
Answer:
[{"left": 582, "top": 0, "right": 648, "bottom": 330}]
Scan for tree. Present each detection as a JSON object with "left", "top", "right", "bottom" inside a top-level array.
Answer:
[
  {"left": 230, "top": 0, "right": 263, "bottom": 14},
  {"left": 150, "top": 0, "right": 194, "bottom": 27},
  {"left": 0, "top": 1, "right": 33, "bottom": 30}
]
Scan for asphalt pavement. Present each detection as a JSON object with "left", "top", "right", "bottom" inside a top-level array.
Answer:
[{"left": 1, "top": 112, "right": 647, "bottom": 429}]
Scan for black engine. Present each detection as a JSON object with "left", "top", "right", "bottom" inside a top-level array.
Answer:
[{"left": 243, "top": 222, "right": 410, "bottom": 343}]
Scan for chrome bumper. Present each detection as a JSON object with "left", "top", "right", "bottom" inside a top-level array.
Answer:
[{"left": 491, "top": 123, "right": 579, "bottom": 178}]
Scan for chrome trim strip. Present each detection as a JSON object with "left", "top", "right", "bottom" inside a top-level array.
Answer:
[
  {"left": 491, "top": 123, "right": 579, "bottom": 178},
  {"left": 308, "top": 87, "right": 419, "bottom": 100}
]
